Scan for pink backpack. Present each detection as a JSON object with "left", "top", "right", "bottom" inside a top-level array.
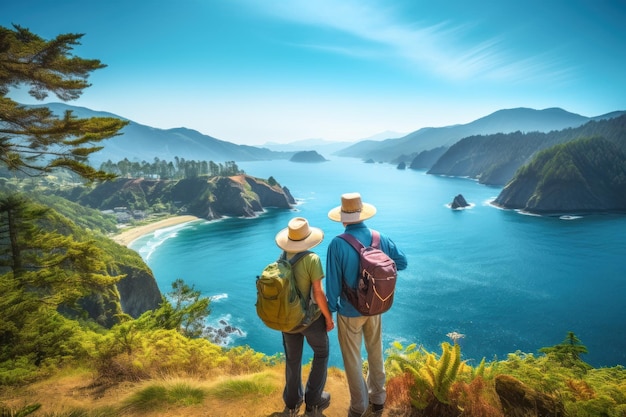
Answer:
[{"left": 339, "top": 231, "right": 397, "bottom": 315}]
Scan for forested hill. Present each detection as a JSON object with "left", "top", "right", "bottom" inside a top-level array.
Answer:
[
  {"left": 493, "top": 137, "right": 626, "bottom": 214},
  {"left": 62, "top": 174, "right": 295, "bottom": 220},
  {"left": 427, "top": 113, "right": 626, "bottom": 186}
]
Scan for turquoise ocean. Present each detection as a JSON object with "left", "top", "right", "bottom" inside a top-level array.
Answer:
[{"left": 130, "top": 157, "right": 626, "bottom": 368}]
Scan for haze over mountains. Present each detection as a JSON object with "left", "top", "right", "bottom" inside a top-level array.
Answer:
[
  {"left": 260, "top": 130, "right": 406, "bottom": 155},
  {"left": 35, "top": 103, "right": 624, "bottom": 167}
]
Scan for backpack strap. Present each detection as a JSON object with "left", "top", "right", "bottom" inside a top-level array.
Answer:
[
  {"left": 338, "top": 230, "right": 380, "bottom": 250},
  {"left": 371, "top": 230, "right": 380, "bottom": 248},
  {"left": 337, "top": 231, "right": 379, "bottom": 306},
  {"left": 280, "top": 250, "right": 311, "bottom": 304},
  {"left": 280, "top": 250, "right": 311, "bottom": 265}
]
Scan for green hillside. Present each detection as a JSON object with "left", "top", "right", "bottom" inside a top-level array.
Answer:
[
  {"left": 428, "top": 113, "right": 626, "bottom": 185},
  {"left": 494, "top": 137, "right": 626, "bottom": 213}
]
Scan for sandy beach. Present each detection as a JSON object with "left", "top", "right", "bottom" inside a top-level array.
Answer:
[{"left": 111, "top": 215, "right": 200, "bottom": 247}]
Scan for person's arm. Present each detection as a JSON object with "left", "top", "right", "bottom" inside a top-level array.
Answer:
[
  {"left": 382, "top": 236, "right": 408, "bottom": 271},
  {"left": 325, "top": 239, "right": 342, "bottom": 312},
  {"left": 312, "top": 280, "right": 334, "bottom": 332}
]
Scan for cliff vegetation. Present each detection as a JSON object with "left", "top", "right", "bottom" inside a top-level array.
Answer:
[
  {"left": 426, "top": 113, "right": 626, "bottom": 186},
  {"left": 58, "top": 158, "right": 295, "bottom": 221},
  {"left": 494, "top": 137, "right": 626, "bottom": 214}
]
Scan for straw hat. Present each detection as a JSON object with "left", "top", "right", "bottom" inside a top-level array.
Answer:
[
  {"left": 275, "top": 217, "right": 324, "bottom": 252},
  {"left": 328, "top": 192, "right": 377, "bottom": 223}
]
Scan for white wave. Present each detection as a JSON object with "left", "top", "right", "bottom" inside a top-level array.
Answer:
[
  {"left": 210, "top": 293, "right": 228, "bottom": 302},
  {"left": 485, "top": 197, "right": 499, "bottom": 206},
  {"left": 515, "top": 209, "right": 542, "bottom": 217},
  {"left": 205, "top": 314, "right": 247, "bottom": 347},
  {"left": 559, "top": 215, "right": 583, "bottom": 220},
  {"left": 132, "top": 222, "right": 196, "bottom": 261},
  {"left": 445, "top": 202, "right": 476, "bottom": 210}
]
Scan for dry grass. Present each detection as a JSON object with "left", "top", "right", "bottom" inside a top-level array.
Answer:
[{"left": 0, "top": 365, "right": 412, "bottom": 417}]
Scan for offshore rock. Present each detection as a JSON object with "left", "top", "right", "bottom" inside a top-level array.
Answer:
[{"left": 450, "top": 194, "right": 469, "bottom": 209}]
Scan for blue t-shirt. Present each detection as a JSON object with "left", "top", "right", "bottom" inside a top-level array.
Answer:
[{"left": 325, "top": 222, "right": 408, "bottom": 317}]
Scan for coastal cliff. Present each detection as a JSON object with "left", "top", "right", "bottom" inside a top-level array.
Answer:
[
  {"left": 50, "top": 173, "right": 296, "bottom": 323},
  {"left": 115, "top": 263, "right": 162, "bottom": 318},
  {"left": 70, "top": 174, "right": 295, "bottom": 220},
  {"left": 493, "top": 137, "right": 626, "bottom": 214},
  {"left": 198, "top": 175, "right": 294, "bottom": 218}
]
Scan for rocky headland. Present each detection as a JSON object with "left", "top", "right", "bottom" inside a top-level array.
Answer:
[
  {"left": 493, "top": 137, "right": 626, "bottom": 214},
  {"left": 69, "top": 174, "right": 295, "bottom": 220}
]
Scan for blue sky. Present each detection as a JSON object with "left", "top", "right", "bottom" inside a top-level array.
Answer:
[{"left": 2, "top": 0, "right": 625, "bottom": 145}]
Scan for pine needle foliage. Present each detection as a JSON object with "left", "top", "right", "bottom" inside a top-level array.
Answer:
[{"left": 0, "top": 25, "right": 128, "bottom": 181}]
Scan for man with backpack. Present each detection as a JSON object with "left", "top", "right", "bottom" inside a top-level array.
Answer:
[
  {"left": 272, "top": 217, "right": 334, "bottom": 416},
  {"left": 325, "top": 193, "right": 408, "bottom": 417}
]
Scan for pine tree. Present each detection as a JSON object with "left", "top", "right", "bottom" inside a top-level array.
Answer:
[
  {"left": 0, "top": 194, "right": 123, "bottom": 360},
  {"left": 0, "top": 24, "right": 128, "bottom": 181},
  {"left": 540, "top": 331, "right": 590, "bottom": 368}
]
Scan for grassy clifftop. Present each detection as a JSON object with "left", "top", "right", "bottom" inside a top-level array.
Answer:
[{"left": 2, "top": 325, "right": 626, "bottom": 416}]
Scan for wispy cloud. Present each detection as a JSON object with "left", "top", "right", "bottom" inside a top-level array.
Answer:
[{"left": 244, "top": 0, "right": 572, "bottom": 84}]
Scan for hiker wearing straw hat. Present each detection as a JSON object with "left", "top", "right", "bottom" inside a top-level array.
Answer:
[
  {"left": 274, "top": 217, "right": 334, "bottom": 416},
  {"left": 326, "top": 193, "right": 408, "bottom": 417}
]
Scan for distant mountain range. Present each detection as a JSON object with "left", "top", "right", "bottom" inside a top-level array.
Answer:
[
  {"left": 260, "top": 138, "right": 354, "bottom": 155},
  {"left": 27, "top": 103, "right": 625, "bottom": 168},
  {"left": 33, "top": 103, "right": 293, "bottom": 165},
  {"left": 336, "top": 107, "right": 626, "bottom": 162},
  {"left": 261, "top": 130, "right": 405, "bottom": 155}
]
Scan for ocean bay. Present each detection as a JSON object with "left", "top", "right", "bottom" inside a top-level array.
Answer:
[{"left": 130, "top": 157, "right": 626, "bottom": 368}]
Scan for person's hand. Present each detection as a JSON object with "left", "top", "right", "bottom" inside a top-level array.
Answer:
[{"left": 325, "top": 316, "right": 335, "bottom": 332}]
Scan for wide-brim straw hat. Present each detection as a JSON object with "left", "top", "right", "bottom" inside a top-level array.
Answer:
[
  {"left": 275, "top": 217, "right": 324, "bottom": 252},
  {"left": 328, "top": 192, "right": 377, "bottom": 223}
]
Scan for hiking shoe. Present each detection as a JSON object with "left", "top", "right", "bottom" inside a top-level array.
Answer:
[
  {"left": 284, "top": 399, "right": 303, "bottom": 416},
  {"left": 347, "top": 409, "right": 364, "bottom": 417},
  {"left": 305, "top": 391, "right": 331, "bottom": 414},
  {"left": 370, "top": 402, "right": 384, "bottom": 415},
  {"left": 284, "top": 407, "right": 300, "bottom": 417}
]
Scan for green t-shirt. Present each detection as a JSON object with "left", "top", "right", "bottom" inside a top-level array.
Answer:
[{"left": 285, "top": 251, "right": 324, "bottom": 304}]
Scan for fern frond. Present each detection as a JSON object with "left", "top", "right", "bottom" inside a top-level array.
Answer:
[
  {"left": 435, "top": 342, "right": 452, "bottom": 389},
  {"left": 391, "top": 341, "right": 404, "bottom": 351},
  {"left": 474, "top": 358, "right": 486, "bottom": 378},
  {"left": 420, "top": 366, "right": 436, "bottom": 389}
]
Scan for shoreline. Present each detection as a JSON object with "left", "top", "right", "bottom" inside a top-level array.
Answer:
[{"left": 111, "top": 215, "right": 201, "bottom": 247}]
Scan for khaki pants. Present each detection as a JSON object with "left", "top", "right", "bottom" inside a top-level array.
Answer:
[{"left": 337, "top": 314, "right": 386, "bottom": 415}]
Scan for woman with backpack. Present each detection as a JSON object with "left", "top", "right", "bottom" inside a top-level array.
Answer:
[{"left": 274, "top": 217, "right": 334, "bottom": 416}]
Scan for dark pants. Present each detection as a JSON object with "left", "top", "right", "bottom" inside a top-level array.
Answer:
[{"left": 281, "top": 315, "right": 329, "bottom": 409}]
